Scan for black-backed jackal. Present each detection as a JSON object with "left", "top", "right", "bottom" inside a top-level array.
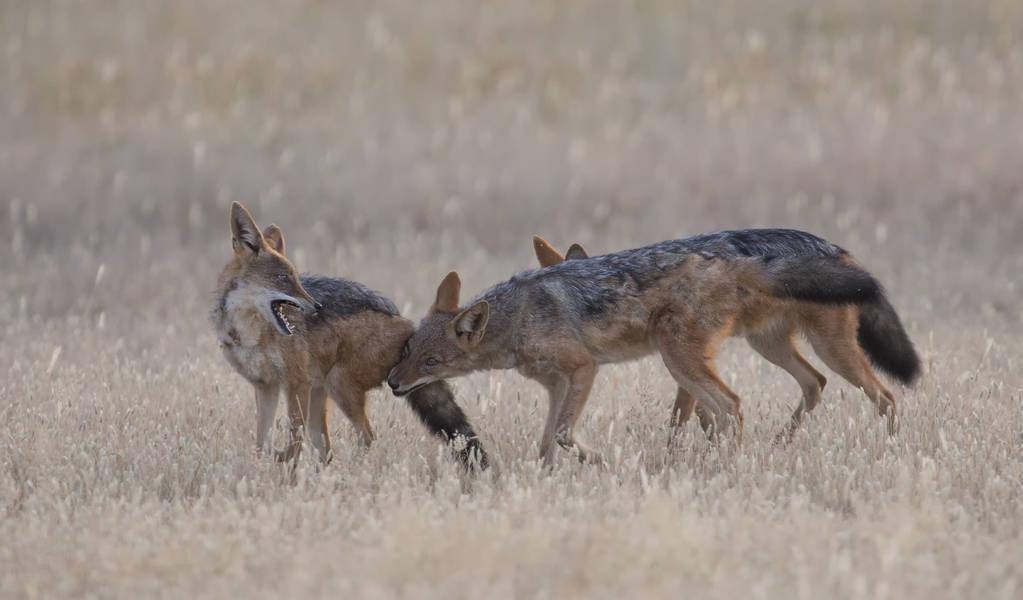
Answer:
[
  {"left": 389, "top": 229, "right": 919, "bottom": 464},
  {"left": 211, "top": 202, "right": 487, "bottom": 468},
  {"left": 532, "top": 235, "right": 920, "bottom": 442}
]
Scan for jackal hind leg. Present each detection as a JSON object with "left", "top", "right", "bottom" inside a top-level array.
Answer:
[
  {"left": 327, "top": 368, "right": 375, "bottom": 448},
  {"left": 805, "top": 312, "right": 897, "bottom": 435},
  {"left": 747, "top": 328, "right": 827, "bottom": 442},
  {"left": 306, "top": 385, "right": 332, "bottom": 463}
]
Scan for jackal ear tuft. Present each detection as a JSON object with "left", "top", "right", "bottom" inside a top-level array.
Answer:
[
  {"left": 533, "top": 235, "right": 565, "bottom": 268},
  {"left": 565, "top": 243, "right": 589, "bottom": 260},
  {"left": 230, "top": 202, "right": 263, "bottom": 254},
  {"left": 263, "top": 224, "right": 285, "bottom": 254},
  {"left": 454, "top": 300, "right": 489, "bottom": 347},
  {"left": 433, "top": 271, "right": 461, "bottom": 314}
]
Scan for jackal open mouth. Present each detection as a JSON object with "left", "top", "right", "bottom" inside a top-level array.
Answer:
[{"left": 270, "top": 299, "right": 299, "bottom": 335}]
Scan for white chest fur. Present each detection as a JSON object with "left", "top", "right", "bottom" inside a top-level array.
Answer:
[{"left": 215, "top": 285, "right": 286, "bottom": 384}]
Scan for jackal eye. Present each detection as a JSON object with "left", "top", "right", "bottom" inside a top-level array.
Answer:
[
  {"left": 424, "top": 357, "right": 439, "bottom": 367},
  {"left": 401, "top": 341, "right": 411, "bottom": 360},
  {"left": 276, "top": 274, "right": 290, "bottom": 282}
]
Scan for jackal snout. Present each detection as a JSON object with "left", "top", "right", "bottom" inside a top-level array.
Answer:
[{"left": 386, "top": 356, "right": 435, "bottom": 396}]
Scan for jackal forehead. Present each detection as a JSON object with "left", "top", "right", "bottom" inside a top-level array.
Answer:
[
  {"left": 405, "top": 313, "right": 461, "bottom": 356},
  {"left": 251, "top": 252, "right": 297, "bottom": 276},
  {"left": 417, "top": 311, "right": 454, "bottom": 333}
]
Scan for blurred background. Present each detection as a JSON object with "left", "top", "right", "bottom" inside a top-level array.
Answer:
[
  {"left": 4, "top": 0, "right": 1022, "bottom": 350},
  {"left": 3, "top": 3, "right": 1023, "bottom": 596}
]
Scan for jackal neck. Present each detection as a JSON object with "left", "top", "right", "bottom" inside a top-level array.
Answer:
[{"left": 460, "top": 289, "right": 521, "bottom": 371}]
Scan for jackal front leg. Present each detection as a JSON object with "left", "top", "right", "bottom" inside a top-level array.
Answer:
[
  {"left": 552, "top": 362, "right": 604, "bottom": 465},
  {"left": 536, "top": 374, "right": 569, "bottom": 463},
  {"left": 253, "top": 383, "right": 279, "bottom": 456},
  {"left": 277, "top": 381, "right": 311, "bottom": 463}
]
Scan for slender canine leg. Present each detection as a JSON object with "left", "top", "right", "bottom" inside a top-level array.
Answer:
[
  {"left": 277, "top": 382, "right": 311, "bottom": 462},
  {"left": 306, "top": 386, "right": 332, "bottom": 463},
  {"left": 328, "top": 368, "right": 375, "bottom": 448},
  {"left": 253, "top": 383, "right": 279, "bottom": 456},
  {"left": 805, "top": 307, "right": 897, "bottom": 434},
  {"left": 669, "top": 388, "right": 714, "bottom": 432},
  {"left": 337, "top": 389, "right": 374, "bottom": 448},
  {"left": 552, "top": 361, "right": 603, "bottom": 465},
  {"left": 671, "top": 388, "right": 696, "bottom": 427},
  {"left": 807, "top": 335, "right": 897, "bottom": 434},
  {"left": 655, "top": 315, "right": 743, "bottom": 439},
  {"left": 693, "top": 366, "right": 744, "bottom": 440},
  {"left": 747, "top": 328, "right": 827, "bottom": 441},
  {"left": 536, "top": 374, "right": 570, "bottom": 462}
]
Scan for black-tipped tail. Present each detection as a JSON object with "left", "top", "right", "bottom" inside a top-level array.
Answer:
[
  {"left": 857, "top": 294, "right": 921, "bottom": 385},
  {"left": 405, "top": 380, "right": 489, "bottom": 471},
  {"left": 766, "top": 255, "right": 880, "bottom": 304}
]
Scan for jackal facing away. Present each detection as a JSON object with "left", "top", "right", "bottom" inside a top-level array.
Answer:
[
  {"left": 390, "top": 229, "right": 920, "bottom": 464},
  {"left": 211, "top": 202, "right": 487, "bottom": 468}
]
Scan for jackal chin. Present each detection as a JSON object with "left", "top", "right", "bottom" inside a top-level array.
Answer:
[{"left": 391, "top": 377, "right": 434, "bottom": 397}]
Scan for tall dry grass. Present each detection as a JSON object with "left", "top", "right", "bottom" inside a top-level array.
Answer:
[{"left": 1, "top": 1, "right": 1022, "bottom": 597}]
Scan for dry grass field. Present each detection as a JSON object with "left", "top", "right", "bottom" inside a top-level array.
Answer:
[{"left": 2, "top": 1, "right": 1023, "bottom": 597}]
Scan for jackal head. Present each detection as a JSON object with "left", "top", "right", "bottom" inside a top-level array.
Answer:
[
  {"left": 387, "top": 272, "right": 489, "bottom": 396},
  {"left": 217, "top": 202, "right": 321, "bottom": 336},
  {"left": 532, "top": 235, "right": 589, "bottom": 268}
]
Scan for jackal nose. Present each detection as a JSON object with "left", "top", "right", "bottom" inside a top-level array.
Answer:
[{"left": 387, "top": 378, "right": 400, "bottom": 391}]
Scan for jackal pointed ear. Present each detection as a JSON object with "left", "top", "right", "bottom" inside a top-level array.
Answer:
[
  {"left": 533, "top": 235, "right": 565, "bottom": 267},
  {"left": 263, "top": 224, "right": 285, "bottom": 254},
  {"left": 453, "top": 300, "right": 489, "bottom": 348},
  {"left": 565, "top": 243, "right": 589, "bottom": 260},
  {"left": 432, "top": 271, "right": 461, "bottom": 314},
  {"left": 230, "top": 202, "right": 263, "bottom": 254}
]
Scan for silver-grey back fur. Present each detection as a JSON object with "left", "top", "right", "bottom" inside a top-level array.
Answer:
[
  {"left": 474, "top": 228, "right": 848, "bottom": 330},
  {"left": 301, "top": 275, "right": 399, "bottom": 322}
]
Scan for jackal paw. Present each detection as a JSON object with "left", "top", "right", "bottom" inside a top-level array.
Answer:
[{"left": 556, "top": 436, "right": 606, "bottom": 467}]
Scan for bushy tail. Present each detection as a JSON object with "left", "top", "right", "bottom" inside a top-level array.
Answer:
[
  {"left": 405, "top": 381, "right": 489, "bottom": 470},
  {"left": 765, "top": 255, "right": 880, "bottom": 304},
  {"left": 762, "top": 254, "right": 920, "bottom": 384},
  {"left": 857, "top": 294, "right": 921, "bottom": 385}
]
